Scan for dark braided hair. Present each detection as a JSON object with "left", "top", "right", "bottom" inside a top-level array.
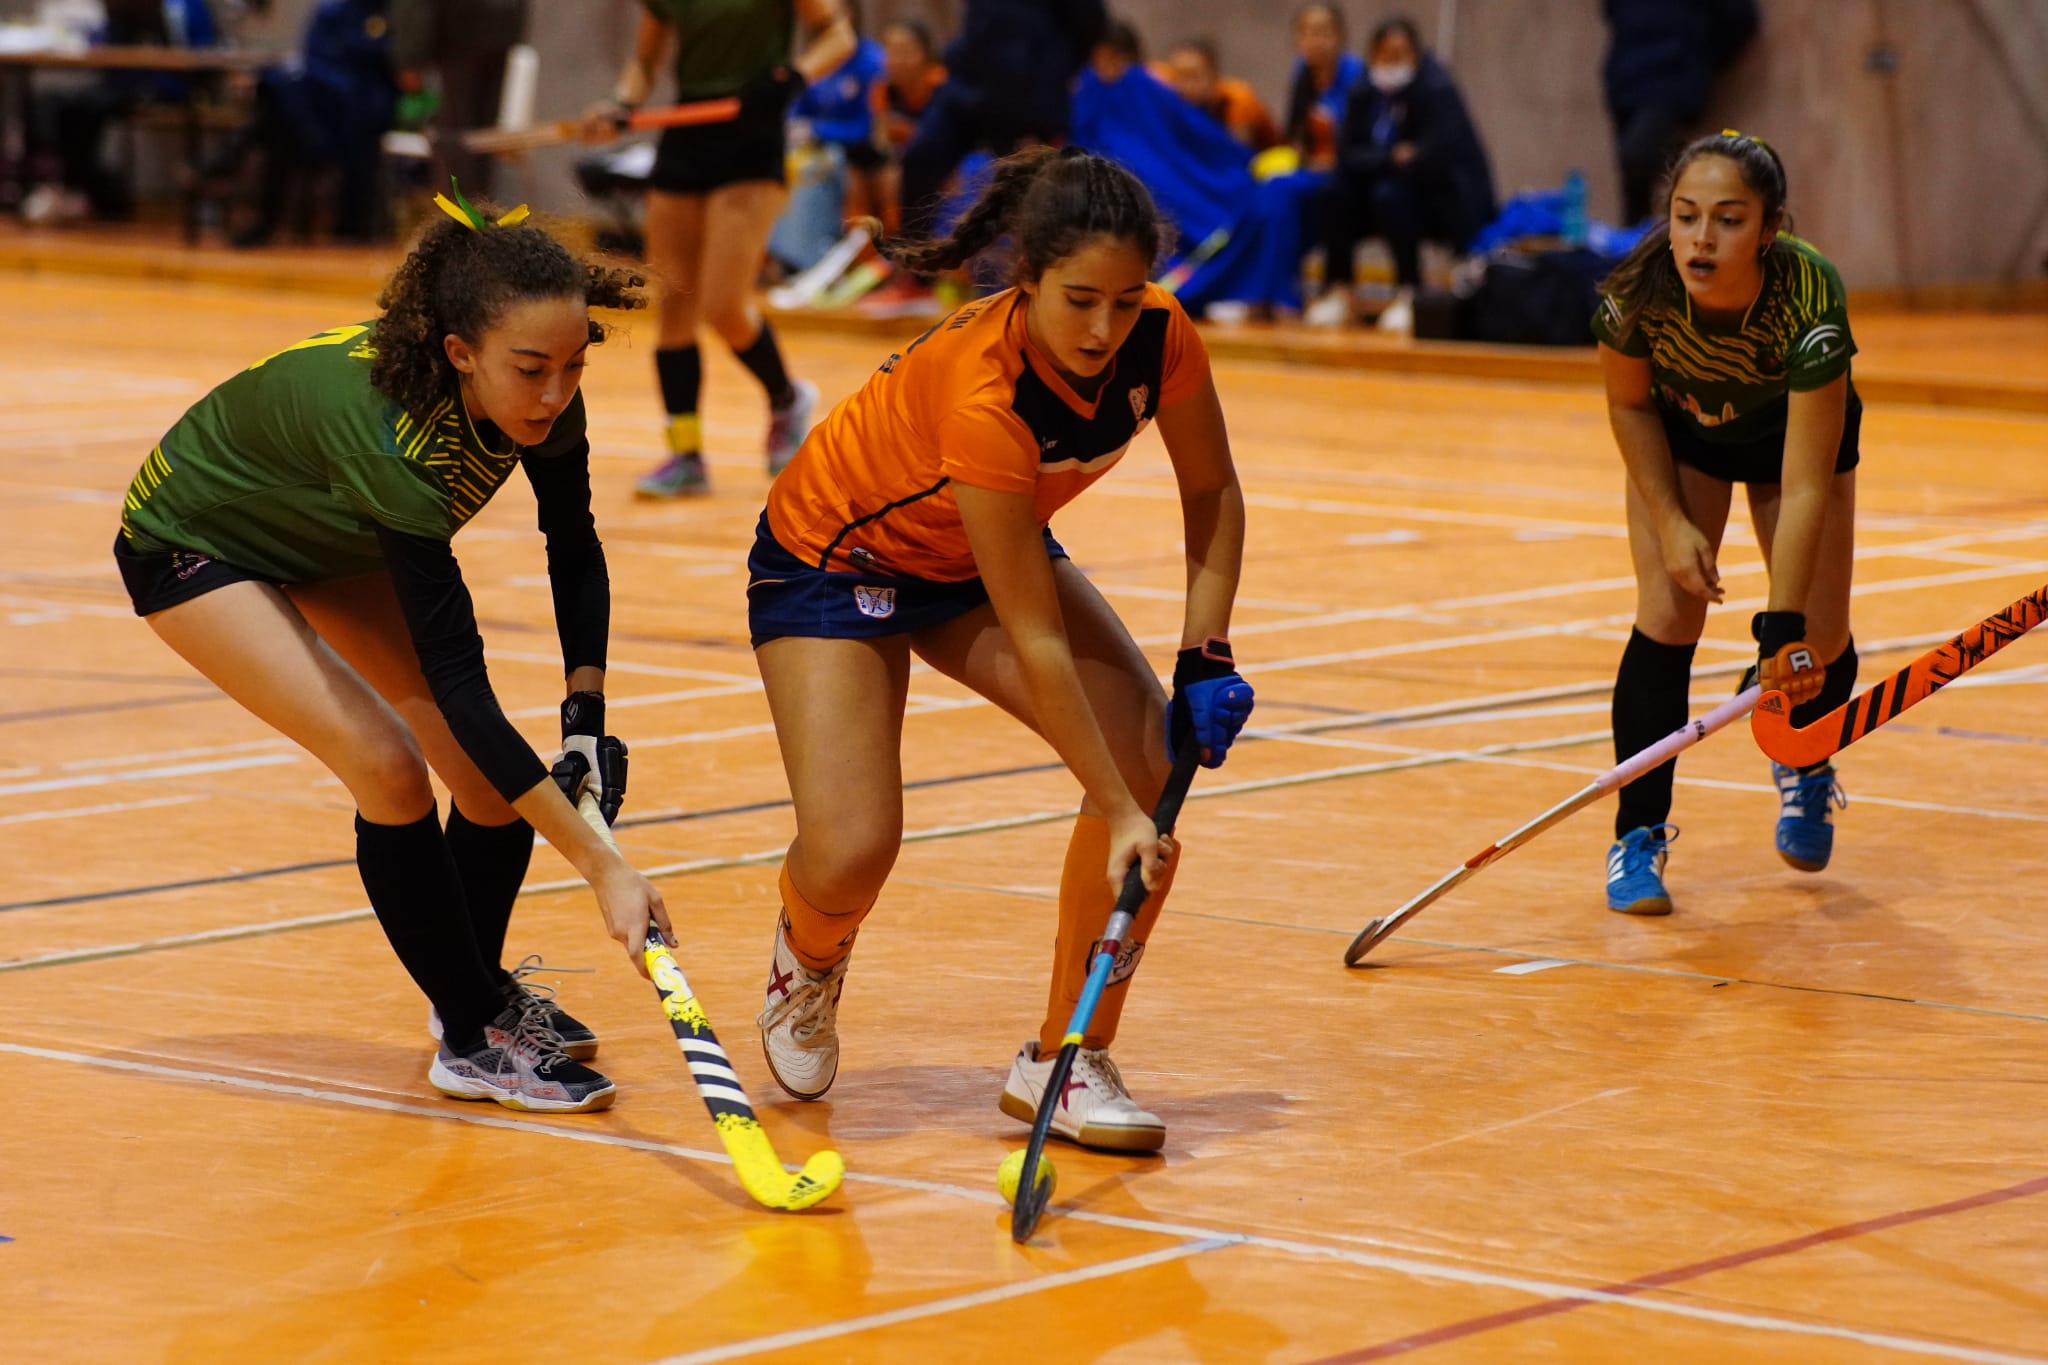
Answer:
[
  {"left": 870, "top": 146, "right": 1170, "bottom": 281},
  {"left": 1598, "top": 131, "right": 1791, "bottom": 344},
  {"left": 371, "top": 207, "right": 646, "bottom": 418}
]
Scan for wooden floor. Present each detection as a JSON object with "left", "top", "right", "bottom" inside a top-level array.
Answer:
[{"left": 3, "top": 268, "right": 2048, "bottom": 1364}]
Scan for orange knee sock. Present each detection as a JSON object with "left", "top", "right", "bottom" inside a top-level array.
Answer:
[
  {"left": 779, "top": 863, "right": 872, "bottom": 971},
  {"left": 1039, "top": 812, "right": 1179, "bottom": 1056}
]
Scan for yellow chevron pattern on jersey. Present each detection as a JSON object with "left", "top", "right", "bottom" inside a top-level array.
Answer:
[
  {"left": 1594, "top": 235, "right": 1856, "bottom": 444},
  {"left": 396, "top": 396, "right": 521, "bottom": 528},
  {"left": 120, "top": 444, "right": 175, "bottom": 534}
]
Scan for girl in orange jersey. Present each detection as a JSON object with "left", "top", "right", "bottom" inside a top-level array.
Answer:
[{"left": 746, "top": 146, "right": 1254, "bottom": 1153}]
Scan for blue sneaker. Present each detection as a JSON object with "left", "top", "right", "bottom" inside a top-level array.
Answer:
[
  {"left": 1606, "top": 825, "right": 1677, "bottom": 915},
  {"left": 1774, "top": 763, "right": 1846, "bottom": 872}
]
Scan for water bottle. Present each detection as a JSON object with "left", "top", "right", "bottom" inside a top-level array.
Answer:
[{"left": 1561, "top": 168, "right": 1588, "bottom": 248}]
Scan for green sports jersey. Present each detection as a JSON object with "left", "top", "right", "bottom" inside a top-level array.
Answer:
[
  {"left": 643, "top": 0, "right": 793, "bottom": 100},
  {"left": 1591, "top": 235, "right": 1857, "bottom": 445},
  {"left": 120, "top": 322, "right": 586, "bottom": 581}
]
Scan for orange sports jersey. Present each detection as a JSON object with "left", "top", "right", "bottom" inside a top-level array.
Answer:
[{"left": 766, "top": 281, "right": 1209, "bottom": 582}]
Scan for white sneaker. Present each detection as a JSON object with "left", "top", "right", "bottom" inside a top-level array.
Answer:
[
  {"left": 757, "top": 917, "right": 847, "bottom": 1100},
  {"left": 1376, "top": 288, "right": 1415, "bottom": 335},
  {"left": 428, "top": 996, "right": 616, "bottom": 1114},
  {"left": 1304, "top": 289, "right": 1351, "bottom": 327},
  {"left": 766, "top": 377, "right": 819, "bottom": 476},
  {"left": 998, "top": 1040, "right": 1165, "bottom": 1152}
]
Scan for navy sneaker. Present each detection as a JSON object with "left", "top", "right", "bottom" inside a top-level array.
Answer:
[
  {"left": 1774, "top": 762, "right": 1846, "bottom": 872},
  {"left": 1606, "top": 825, "right": 1677, "bottom": 915}
]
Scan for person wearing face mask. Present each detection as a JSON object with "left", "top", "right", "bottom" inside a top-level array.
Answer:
[
  {"left": 741, "top": 146, "right": 1254, "bottom": 1155},
  {"left": 1592, "top": 132, "right": 1861, "bottom": 915},
  {"left": 113, "top": 191, "right": 674, "bottom": 1114},
  {"left": 1306, "top": 16, "right": 1495, "bottom": 331}
]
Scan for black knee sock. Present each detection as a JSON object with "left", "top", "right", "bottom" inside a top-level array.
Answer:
[
  {"left": 733, "top": 323, "right": 796, "bottom": 409},
  {"left": 355, "top": 808, "right": 503, "bottom": 1052},
  {"left": 1613, "top": 628, "right": 1697, "bottom": 837},
  {"left": 445, "top": 806, "right": 534, "bottom": 984},
  {"left": 1789, "top": 637, "right": 1858, "bottom": 772},
  {"left": 655, "top": 345, "right": 702, "bottom": 455}
]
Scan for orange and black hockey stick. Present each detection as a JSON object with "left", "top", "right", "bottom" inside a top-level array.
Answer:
[
  {"left": 461, "top": 97, "right": 741, "bottom": 154},
  {"left": 1751, "top": 583, "right": 2048, "bottom": 768}
]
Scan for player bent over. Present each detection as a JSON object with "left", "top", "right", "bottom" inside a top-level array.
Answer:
[
  {"left": 1596, "top": 131, "right": 1862, "bottom": 914},
  {"left": 115, "top": 189, "right": 671, "bottom": 1112},
  {"left": 747, "top": 147, "right": 1255, "bottom": 1152}
]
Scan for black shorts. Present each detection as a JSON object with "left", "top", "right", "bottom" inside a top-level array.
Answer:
[
  {"left": 113, "top": 529, "right": 277, "bottom": 616},
  {"left": 1664, "top": 393, "right": 1863, "bottom": 485},
  {"left": 829, "top": 137, "right": 887, "bottom": 173},
  {"left": 745, "top": 512, "right": 1067, "bottom": 648},
  {"left": 647, "top": 105, "right": 786, "bottom": 194}
]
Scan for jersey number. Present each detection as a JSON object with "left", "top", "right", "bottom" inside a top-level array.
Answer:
[{"left": 247, "top": 324, "right": 371, "bottom": 371}]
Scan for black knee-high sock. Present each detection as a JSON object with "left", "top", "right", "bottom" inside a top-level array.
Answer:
[
  {"left": 733, "top": 323, "right": 796, "bottom": 409},
  {"left": 1613, "top": 628, "right": 1697, "bottom": 837},
  {"left": 355, "top": 807, "right": 503, "bottom": 1052},
  {"left": 1789, "top": 637, "right": 1858, "bottom": 772},
  {"left": 445, "top": 806, "right": 534, "bottom": 984},
  {"left": 656, "top": 344, "right": 702, "bottom": 455}
]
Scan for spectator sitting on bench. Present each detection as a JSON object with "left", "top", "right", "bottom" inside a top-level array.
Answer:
[{"left": 1307, "top": 15, "right": 1495, "bottom": 331}]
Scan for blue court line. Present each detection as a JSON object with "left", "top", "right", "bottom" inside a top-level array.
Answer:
[
  {"left": 1888, "top": 723, "right": 2048, "bottom": 748},
  {"left": 0, "top": 761, "right": 1065, "bottom": 915}
]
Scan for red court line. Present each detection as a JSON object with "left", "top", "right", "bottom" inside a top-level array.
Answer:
[{"left": 1311, "top": 1172, "right": 2048, "bottom": 1361}]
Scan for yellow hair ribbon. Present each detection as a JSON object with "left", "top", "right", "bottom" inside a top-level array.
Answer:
[{"left": 430, "top": 177, "right": 530, "bottom": 231}]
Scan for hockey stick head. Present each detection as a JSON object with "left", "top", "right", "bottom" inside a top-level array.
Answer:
[
  {"left": 1342, "top": 917, "right": 1390, "bottom": 966},
  {"left": 741, "top": 1146, "right": 846, "bottom": 1212}
]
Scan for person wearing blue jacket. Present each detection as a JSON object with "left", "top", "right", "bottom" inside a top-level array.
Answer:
[
  {"left": 895, "top": 0, "right": 1105, "bottom": 241},
  {"left": 790, "top": 26, "right": 885, "bottom": 220},
  {"left": 1311, "top": 16, "right": 1494, "bottom": 326}
]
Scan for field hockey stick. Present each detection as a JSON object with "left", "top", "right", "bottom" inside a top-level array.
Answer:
[
  {"left": 574, "top": 787, "right": 844, "bottom": 1212},
  {"left": 1342, "top": 685, "right": 1761, "bottom": 967},
  {"left": 1752, "top": 583, "right": 2048, "bottom": 768},
  {"left": 1012, "top": 744, "right": 1201, "bottom": 1243},
  {"left": 461, "top": 96, "right": 742, "bottom": 154},
  {"left": 1157, "top": 225, "right": 1231, "bottom": 294}
]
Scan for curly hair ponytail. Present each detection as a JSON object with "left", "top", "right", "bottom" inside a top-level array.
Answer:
[
  {"left": 370, "top": 206, "right": 646, "bottom": 418},
  {"left": 870, "top": 145, "right": 1171, "bottom": 282}
]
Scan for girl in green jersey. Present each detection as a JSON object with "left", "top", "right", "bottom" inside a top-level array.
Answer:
[
  {"left": 116, "top": 194, "right": 672, "bottom": 1113},
  {"left": 1593, "top": 131, "right": 1861, "bottom": 915}
]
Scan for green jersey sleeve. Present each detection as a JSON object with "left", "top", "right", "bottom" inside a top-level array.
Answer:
[
  {"left": 1591, "top": 293, "right": 1649, "bottom": 356},
  {"left": 1782, "top": 251, "right": 1856, "bottom": 391}
]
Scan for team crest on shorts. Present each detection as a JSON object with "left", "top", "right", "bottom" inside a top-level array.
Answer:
[
  {"left": 1128, "top": 384, "right": 1150, "bottom": 421},
  {"left": 1088, "top": 938, "right": 1145, "bottom": 985},
  {"left": 853, "top": 584, "right": 897, "bottom": 619}
]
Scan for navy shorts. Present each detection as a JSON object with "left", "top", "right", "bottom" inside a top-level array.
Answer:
[
  {"left": 1664, "top": 393, "right": 1862, "bottom": 485},
  {"left": 745, "top": 513, "right": 1066, "bottom": 648},
  {"left": 113, "top": 529, "right": 278, "bottom": 616}
]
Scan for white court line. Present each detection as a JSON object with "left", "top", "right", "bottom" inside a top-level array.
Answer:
[
  {"left": 0, "top": 794, "right": 200, "bottom": 827},
  {"left": 651, "top": 1241, "right": 1233, "bottom": 1365},
  {"left": 0, "top": 753, "right": 299, "bottom": 799},
  {"left": 488, "top": 649, "right": 757, "bottom": 683},
  {"left": 0, "top": 1041, "right": 2035, "bottom": 1365},
  {"left": 1495, "top": 959, "right": 1573, "bottom": 976}
]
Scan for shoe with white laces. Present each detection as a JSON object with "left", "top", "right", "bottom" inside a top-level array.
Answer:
[
  {"left": 1606, "top": 824, "right": 1677, "bottom": 915},
  {"left": 1774, "top": 762, "right": 1847, "bottom": 872},
  {"left": 429, "top": 954, "right": 599, "bottom": 1061},
  {"left": 428, "top": 995, "right": 616, "bottom": 1113},
  {"left": 757, "top": 917, "right": 848, "bottom": 1100},
  {"left": 766, "top": 378, "right": 818, "bottom": 476},
  {"left": 998, "top": 1040, "right": 1165, "bottom": 1153}
]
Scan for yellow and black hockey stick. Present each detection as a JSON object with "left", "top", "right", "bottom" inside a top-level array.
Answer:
[{"left": 575, "top": 788, "right": 843, "bottom": 1211}]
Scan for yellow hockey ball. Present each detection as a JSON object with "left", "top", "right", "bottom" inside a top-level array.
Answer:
[{"left": 997, "top": 1148, "right": 1056, "bottom": 1205}]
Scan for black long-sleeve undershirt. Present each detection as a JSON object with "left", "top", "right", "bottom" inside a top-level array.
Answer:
[{"left": 370, "top": 437, "right": 612, "bottom": 804}]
